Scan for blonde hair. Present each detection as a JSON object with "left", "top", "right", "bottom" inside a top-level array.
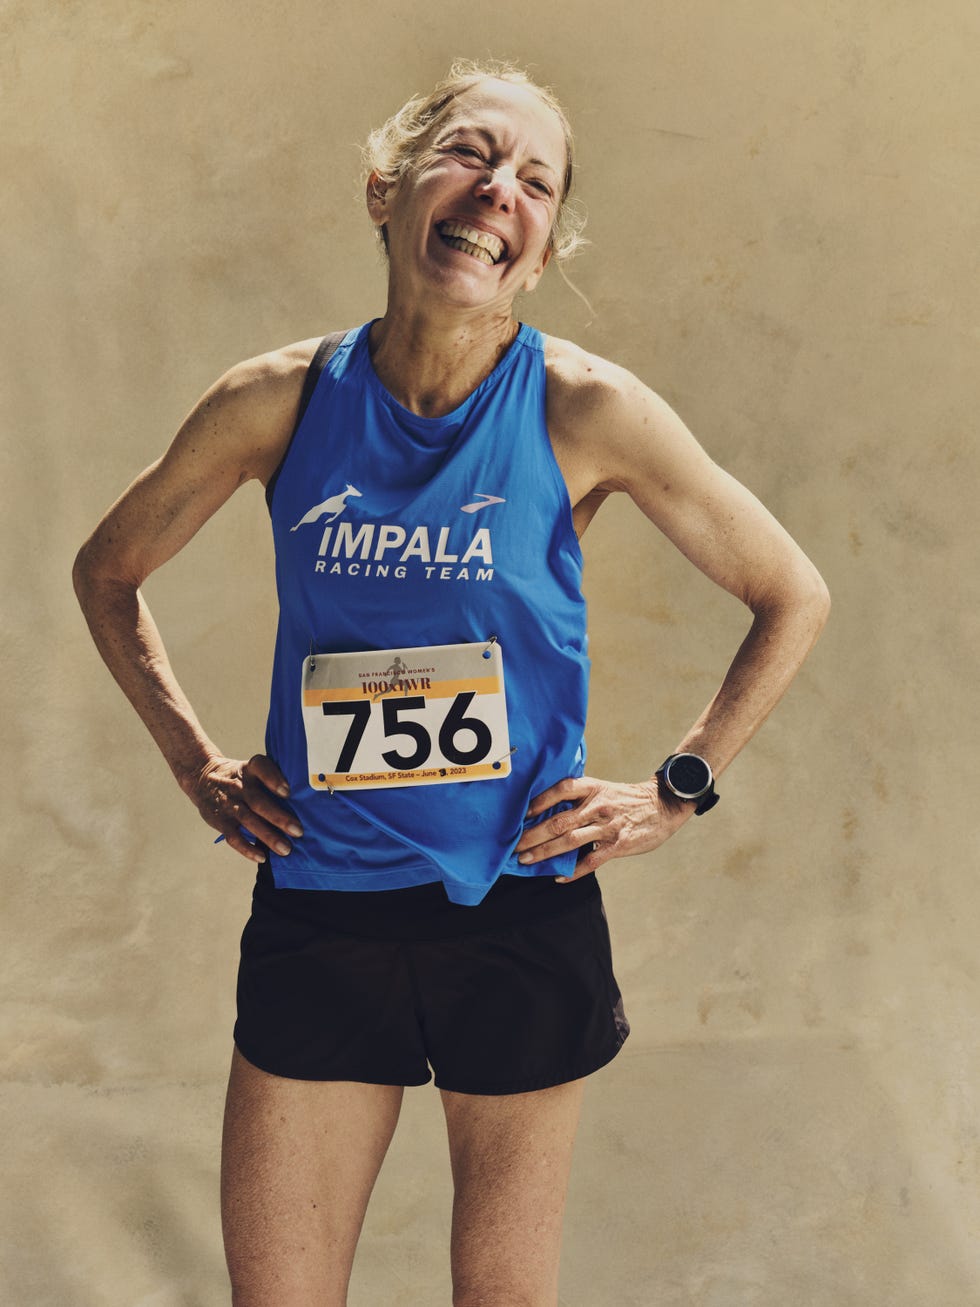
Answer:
[{"left": 361, "top": 58, "right": 587, "bottom": 264}]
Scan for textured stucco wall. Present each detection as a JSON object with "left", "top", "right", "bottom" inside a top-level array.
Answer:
[{"left": 3, "top": 3, "right": 979, "bottom": 1304}]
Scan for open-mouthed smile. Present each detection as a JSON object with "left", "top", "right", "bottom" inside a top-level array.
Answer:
[{"left": 436, "top": 220, "right": 507, "bottom": 266}]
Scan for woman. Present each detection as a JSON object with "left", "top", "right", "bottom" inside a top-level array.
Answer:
[{"left": 74, "top": 60, "right": 829, "bottom": 1307}]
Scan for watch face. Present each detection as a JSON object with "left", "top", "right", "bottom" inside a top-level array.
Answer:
[{"left": 666, "top": 753, "right": 711, "bottom": 798}]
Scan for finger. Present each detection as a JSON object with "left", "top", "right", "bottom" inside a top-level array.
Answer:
[
  {"left": 240, "top": 779, "right": 304, "bottom": 839},
  {"left": 556, "top": 841, "right": 604, "bottom": 884},
  {"left": 234, "top": 807, "right": 299, "bottom": 856},
  {"left": 525, "top": 775, "right": 592, "bottom": 819},
  {"left": 244, "top": 753, "right": 291, "bottom": 798},
  {"left": 516, "top": 803, "right": 577, "bottom": 854},
  {"left": 220, "top": 824, "right": 268, "bottom": 864},
  {"left": 518, "top": 822, "right": 604, "bottom": 867},
  {"left": 516, "top": 798, "right": 593, "bottom": 854},
  {"left": 209, "top": 802, "right": 296, "bottom": 858},
  {"left": 555, "top": 866, "right": 597, "bottom": 884}
]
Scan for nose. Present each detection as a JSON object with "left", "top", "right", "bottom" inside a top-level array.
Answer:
[{"left": 474, "top": 165, "right": 517, "bottom": 211}]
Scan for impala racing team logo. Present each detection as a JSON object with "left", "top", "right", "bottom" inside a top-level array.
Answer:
[{"left": 290, "top": 480, "right": 505, "bottom": 584}]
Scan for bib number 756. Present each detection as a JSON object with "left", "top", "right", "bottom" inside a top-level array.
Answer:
[
  {"left": 301, "top": 641, "right": 512, "bottom": 790},
  {"left": 322, "top": 692, "right": 491, "bottom": 772}
]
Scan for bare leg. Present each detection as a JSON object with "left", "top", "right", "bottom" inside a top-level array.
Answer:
[
  {"left": 440, "top": 1078, "right": 586, "bottom": 1307},
  {"left": 221, "top": 1047, "right": 406, "bottom": 1307}
]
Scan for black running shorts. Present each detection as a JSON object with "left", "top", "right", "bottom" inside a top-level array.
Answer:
[{"left": 233, "top": 865, "right": 630, "bottom": 1095}]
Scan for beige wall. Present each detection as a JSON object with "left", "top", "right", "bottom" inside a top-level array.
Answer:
[{"left": 4, "top": 2, "right": 978, "bottom": 1303}]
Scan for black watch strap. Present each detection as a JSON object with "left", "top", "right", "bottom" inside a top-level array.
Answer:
[
  {"left": 693, "top": 787, "right": 720, "bottom": 816},
  {"left": 657, "top": 753, "right": 720, "bottom": 816}
]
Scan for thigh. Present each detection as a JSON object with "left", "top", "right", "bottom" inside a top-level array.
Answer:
[
  {"left": 440, "top": 1078, "right": 586, "bottom": 1307},
  {"left": 221, "top": 1047, "right": 405, "bottom": 1307}
]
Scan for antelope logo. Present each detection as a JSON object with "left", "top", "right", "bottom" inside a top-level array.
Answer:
[{"left": 291, "top": 483, "right": 362, "bottom": 531}]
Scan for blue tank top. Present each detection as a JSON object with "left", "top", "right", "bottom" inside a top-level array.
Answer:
[{"left": 263, "top": 320, "right": 589, "bottom": 906}]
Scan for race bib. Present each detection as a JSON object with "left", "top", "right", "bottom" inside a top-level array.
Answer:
[{"left": 301, "top": 641, "right": 512, "bottom": 790}]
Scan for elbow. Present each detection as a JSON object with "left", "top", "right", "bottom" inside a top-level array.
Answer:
[
  {"left": 814, "top": 571, "right": 831, "bottom": 625},
  {"left": 72, "top": 540, "right": 94, "bottom": 606},
  {"left": 751, "top": 560, "right": 830, "bottom": 635},
  {"left": 787, "top": 562, "right": 831, "bottom": 644},
  {"left": 803, "top": 561, "right": 831, "bottom": 627},
  {"left": 72, "top": 537, "right": 133, "bottom": 611}
]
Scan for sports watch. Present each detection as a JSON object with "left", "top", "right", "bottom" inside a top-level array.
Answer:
[{"left": 656, "top": 752, "right": 719, "bottom": 815}]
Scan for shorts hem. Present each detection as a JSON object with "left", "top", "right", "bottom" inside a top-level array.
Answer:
[
  {"left": 431, "top": 1030, "right": 630, "bottom": 1096},
  {"left": 234, "top": 1039, "right": 432, "bottom": 1087}
]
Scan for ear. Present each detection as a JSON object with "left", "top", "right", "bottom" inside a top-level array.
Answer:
[
  {"left": 365, "top": 170, "right": 391, "bottom": 228},
  {"left": 521, "top": 242, "right": 553, "bottom": 294}
]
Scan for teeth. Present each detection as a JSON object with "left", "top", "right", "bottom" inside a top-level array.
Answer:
[
  {"left": 437, "top": 221, "right": 505, "bottom": 262},
  {"left": 440, "top": 235, "right": 494, "bottom": 265}
]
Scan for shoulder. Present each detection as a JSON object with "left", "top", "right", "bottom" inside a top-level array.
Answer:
[
  {"left": 542, "top": 333, "right": 669, "bottom": 441},
  {"left": 213, "top": 335, "right": 324, "bottom": 416},
  {"left": 74, "top": 335, "right": 343, "bottom": 584},
  {"left": 543, "top": 333, "right": 630, "bottom": 413},
  {"left": 541, "top": 333, "right": 690, "bottom": 495},
  {"left": 190, "top": 335, "right": 328, "bottom": 484}
]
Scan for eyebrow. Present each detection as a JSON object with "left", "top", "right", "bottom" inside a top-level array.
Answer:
[{"left": 441, "top": 124, "right": 560, "bottom": 177}]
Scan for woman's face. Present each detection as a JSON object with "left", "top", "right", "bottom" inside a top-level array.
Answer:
[{"left": 368, "top": 79, "right": 568, "bottom": 312}]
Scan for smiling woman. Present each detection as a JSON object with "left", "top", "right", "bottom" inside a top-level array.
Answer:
[
  {"left": 362, "top": 58, "right": 587, "bottom": 264},
  {"left": 73, "top": 55, "right": 829, "bottom": 1307}
]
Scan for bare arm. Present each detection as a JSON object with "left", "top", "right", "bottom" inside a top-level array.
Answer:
[
  {"left": 518, "top": 349, "right": 831, "bottom": 878},
  {"left": 73, "top": 341, "right": 318, "bottom": 862}
]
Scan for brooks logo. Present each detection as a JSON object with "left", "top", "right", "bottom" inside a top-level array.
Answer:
[{"left": 460, "top": 494, "right": 506, "bottom": 514}]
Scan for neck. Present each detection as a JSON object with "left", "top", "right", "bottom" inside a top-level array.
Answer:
[{"left": 367, "top": 301, "right": 520, "bottom": 418}]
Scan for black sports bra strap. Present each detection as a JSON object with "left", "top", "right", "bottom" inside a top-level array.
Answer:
[
  {"left": 265, "top": 330, "right": 349, "bottom": 512},
  {"left": 295, "top": 331, "right": 347, "bottom": 430}
]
